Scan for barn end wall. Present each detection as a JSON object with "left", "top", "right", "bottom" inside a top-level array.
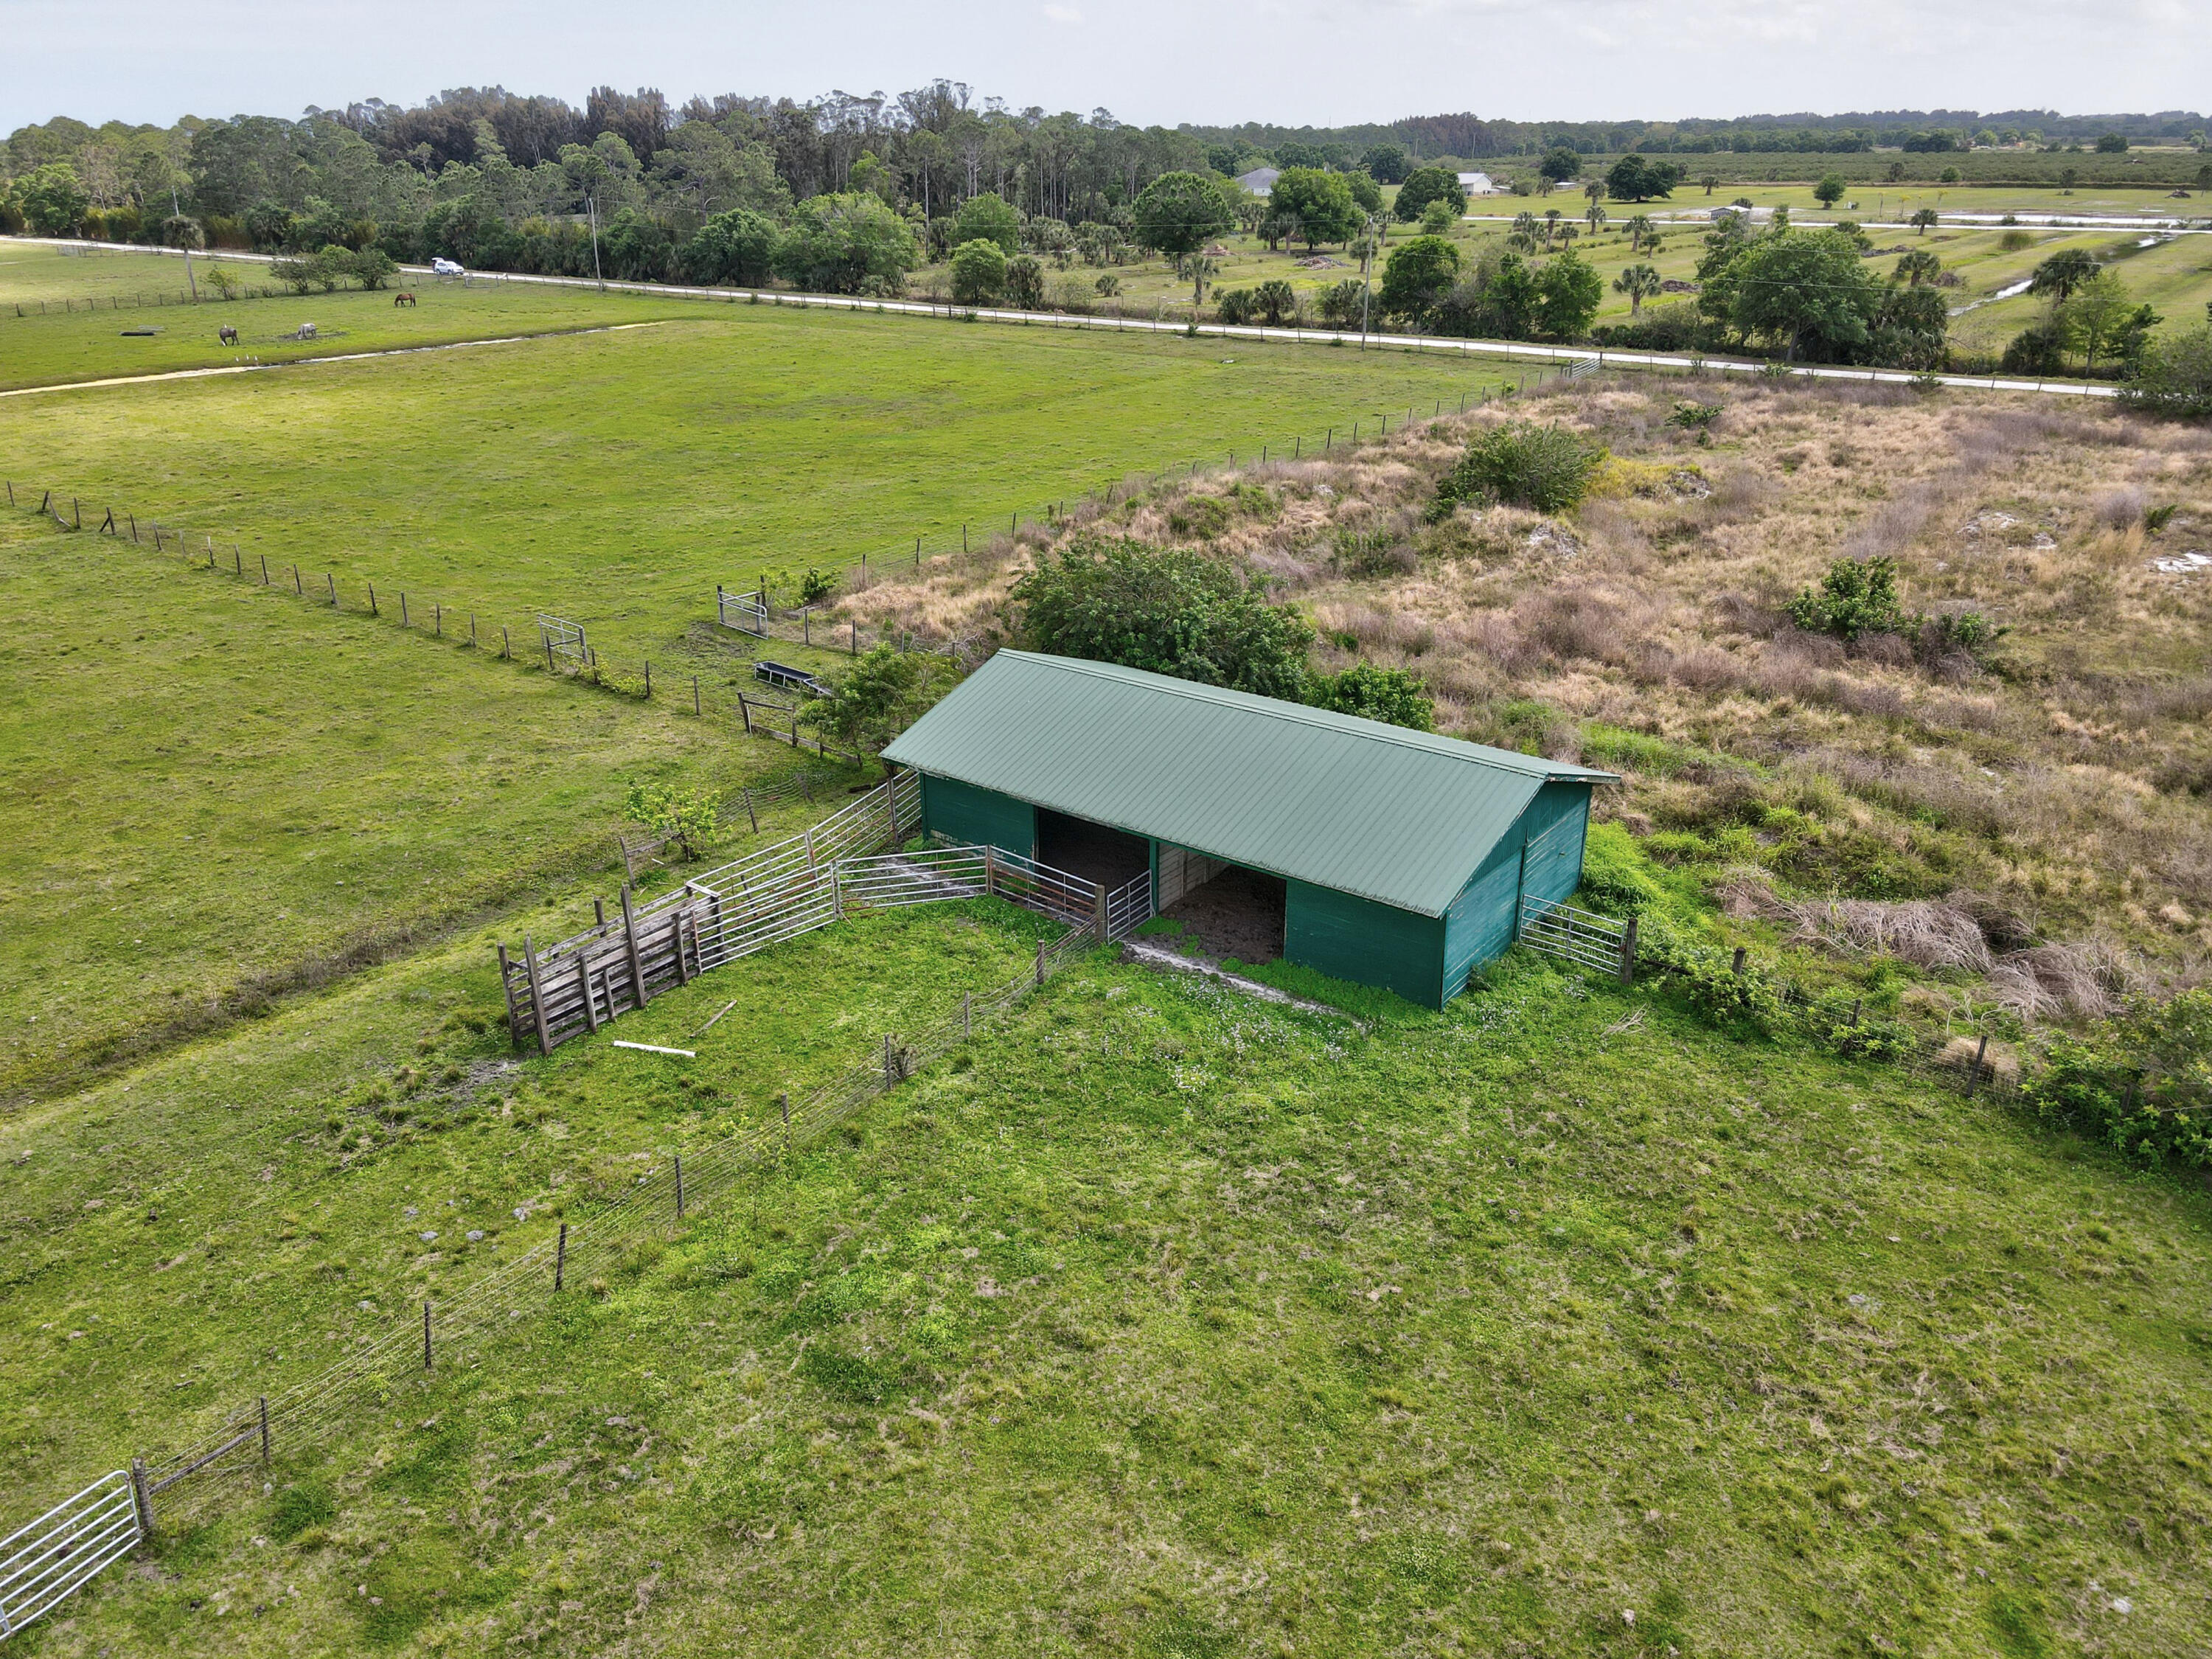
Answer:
[
  {"left": 1440, "top": 780, "right": 1593, "bottom": 1001},
  {"left": 1285, "top": 880, "right": 1447, "bottom": 1009},
  {"left": 919, "top": 773, "right": 1036, "bottom": 858}
]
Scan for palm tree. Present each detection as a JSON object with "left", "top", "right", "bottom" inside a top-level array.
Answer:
[
  {"left": 1910, "top": 208, "right": 1939, "bottom": 234},
  {"left": 1700, "top": 173, "right": 1721, "bottom": 195},
  {"left": 1893, "top": 248, "right": 1942, "bottom": 287},
  {"left": 1613, "top": 263, "right": 1663, "bottom": 317},
  {"left": 1624, "top": 213, "right": 1655, "bottom": 253},
  {"left": 1543, "top": 208, "right": 1562, "bottom": 248},
  {"left": 1512, "top": 209, "right": 1540, "bottom": 243},
  {"left": 1585, "top": 201, "right": 1608, "bottom": 235}
]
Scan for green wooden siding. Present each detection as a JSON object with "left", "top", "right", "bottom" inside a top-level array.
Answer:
[
  {"left": 1286, "top": 880, "right": 1446, "bottom": 1009},
  {"left": 1520, "top": 781, "right": 1590, "bottom": 910},
  {"left": 1441, "top": 837, "right": 1522, "bottom": 1001},
  {"left": 1439, "top": 781, "right": 1594, "bottom": 1003},
  {"left": 919, "top": 773, "right": 1034, "bottom": 857}
]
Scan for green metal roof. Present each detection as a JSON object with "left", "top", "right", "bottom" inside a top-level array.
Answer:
[{"left": 883, "top": 652, "right": 1615, "bottom": 917}]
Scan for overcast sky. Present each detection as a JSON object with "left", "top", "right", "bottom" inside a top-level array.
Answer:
[{"left": 6, "top": 0, "right": 2207, "bottom": 134}]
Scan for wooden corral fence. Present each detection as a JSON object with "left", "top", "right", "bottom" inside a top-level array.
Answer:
[
  {"left": 2, "top": 838, "right": 1144, "bottom": 1637},
  {"left": 502, "top": 773, "right": 1158, "bottom": 1056}
]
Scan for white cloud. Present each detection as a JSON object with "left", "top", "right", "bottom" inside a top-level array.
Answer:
[{"left": 1042, "top": 2, "right": 1083, "bottom": 21}]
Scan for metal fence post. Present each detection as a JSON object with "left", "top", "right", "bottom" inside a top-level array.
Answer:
[{"left": 1618, "top": 917, "right": 1638, "bottom": 987}]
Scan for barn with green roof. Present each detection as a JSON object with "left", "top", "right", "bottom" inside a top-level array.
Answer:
[{"left": 882, "top": 652, "right": 1615, "bottom": 1009}]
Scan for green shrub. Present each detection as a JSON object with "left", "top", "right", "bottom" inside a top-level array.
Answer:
[
  {"left": 1638, "top": 916, "right": 1783, "bottom": 1030},
  {"left": 624, "top": 782, "right": 719, "bottom": 860},
  {"left": 797, "top": 567, "right": 839, "bottom": 606},
  {"left": 1431, "top": 422, "right": 1607, "bottom": 517},
  {"left": 1307, "top": 664, "right": 1434, "bottom": 731},
  {"left": 1801, "top": 988, "right": 1916, "bottom": 1062},
  {"left": 1009, "top": 535, "right": 1312, "bottom": 701},
  {"left": 1574, "top": 821, "right": 1663, "bottom": 916},
  {"left": 1788, "top": 556, "right": 1908, "bottom": 640},
  {"left": 2022, "top": 989, "right": 2212, "bottom": 1167}
]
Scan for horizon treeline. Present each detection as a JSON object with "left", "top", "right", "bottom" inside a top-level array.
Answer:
[{"left": 3, "top": 81, "right": 2209, "bottom": 297}]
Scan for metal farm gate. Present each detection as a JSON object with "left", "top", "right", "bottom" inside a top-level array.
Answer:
[{"left": 717, "top": 584, "right": 768, "bottom": 636}]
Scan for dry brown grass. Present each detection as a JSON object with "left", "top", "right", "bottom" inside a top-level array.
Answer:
[{"left": 909, "top": 372, "right": 2212, "bottom": 998}]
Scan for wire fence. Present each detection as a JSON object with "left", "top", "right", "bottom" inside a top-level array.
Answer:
[{"left": 0, "top": 805, "right": 1158, "bottom": 1639}]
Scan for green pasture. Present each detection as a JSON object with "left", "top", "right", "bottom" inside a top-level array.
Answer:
[
  {"left": 0, "top": 512, "right": 845, "bottom": 1105},
  {"left": 0, "top": 242, "right": 213, "bottom": 306},
  {"left": 0, "top": 248, "right": 714, "bottom": 390},
  {"left": 3, "top": 897, "right": 2206, "bottom": 1657},
  {"left": 0, "top": 302, "right": 1511, "bottom": 651}
]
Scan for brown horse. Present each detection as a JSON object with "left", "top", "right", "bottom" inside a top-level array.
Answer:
[
  {"left": 218, "top": 324, "right": 239, "bottom": 346},
  {"left": 393, "top": 291, "right": 417, "bottom": 307}
]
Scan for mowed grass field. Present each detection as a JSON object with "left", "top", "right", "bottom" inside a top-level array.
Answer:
[
  {"left": 0, "top": 270, "right": 714, "bottom": 393},
  {"left": 0, "top": 511, "right": 848, "bottom": 1104},
  {"left": 0, "top": 299, "right": 1512, "bottom": 653},
  {"left": 4, "top": 905, "right": 2207, "bottom": 1658}
]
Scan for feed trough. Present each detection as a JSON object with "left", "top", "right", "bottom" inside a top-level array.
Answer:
[{"left": 754, "top": 659, "right": 831, "bottom": 696}]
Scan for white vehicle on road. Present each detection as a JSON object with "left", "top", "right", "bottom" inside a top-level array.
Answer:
[{"left": 430, "top": 257, "right": 465, "bottom": 276}]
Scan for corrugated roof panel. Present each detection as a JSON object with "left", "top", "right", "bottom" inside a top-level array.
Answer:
[{"left": 883, "top": 653, "right": 1615, "bottom": 917}]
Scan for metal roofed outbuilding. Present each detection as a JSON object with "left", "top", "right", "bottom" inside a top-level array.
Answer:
[{"left": 883, "top": 653, "right": 1615, "bottom": 1009}]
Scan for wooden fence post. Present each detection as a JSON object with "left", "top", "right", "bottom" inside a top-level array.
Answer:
[
  {"left": 577, "top": 952, "right": 598, "bottom": 1033},
  {"left": 742, "top": 787, "right": 758, "bottom": 832},
  {"left": 963, "top": 992, "right": 972, "bottom": 1041},
  {"left": 984, "top": 844, "right": 997, "bottom": 900},
  {"left": 259, "top": 1396, "right": 271, "bottom": 1462},
  {"left": 521, "top": 935, "right": 552, "bottom": 1054},
  {"left": 693, "top": 675, "right": 701, "bottom": 716},
  {"left": 1965, "top": 1034, "right": 1989, "bottom": 1097},
  {"left": 779, "top": 1091, "right": 790, "bottom": 1152},
  {"left": 619, "top": 886, "right": 647, "bottom": 1011},
  {"left": 883, "top": 1034, "right": 894, "bottom": 1088},
  {"left": 496, "top": 945, "right": 524, "bottom": 1050},
  {"left": 675, "top": 1155, "right": 684, "bottom": 1220},
  {"left": 1094, "top": 880, "right": 1108, "bottom": 942},
  {"left": 738, "top": 693, "right": 752, "bottom": 734},
  {"left": 1034, "top": 940, "right": 1046, "bottom": 987},
  {"left": 130, "top": 1457, "right": 154, "bottom": 1548},
  {"left": 554, "top": 1222, "right": 567, "bottom": 1290},
  {"left": 1731, "top": 947, "right": 1746, "bottom": 977},
  {"left": 422, "top": 1301, "right": 432, "bottom": 1370},
  {"left": 1618, "top": 917, "right": 1638, "bottom": 987}
]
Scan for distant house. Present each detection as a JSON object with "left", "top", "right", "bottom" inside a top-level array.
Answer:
[
  {"left": 1456, "top": 171, "right": 1504, "bottom": 195},
  {"left": 1234, "top": 166, "right": 1281, "bottom": 195}
]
